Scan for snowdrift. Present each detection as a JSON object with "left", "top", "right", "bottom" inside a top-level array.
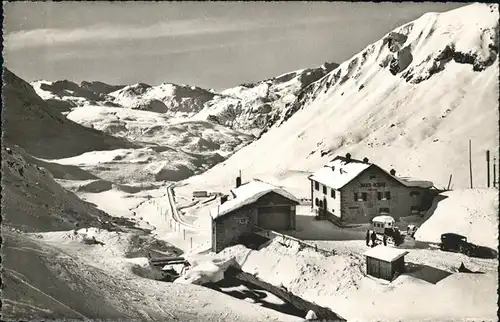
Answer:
[
  {"left": 174, "top": 254, "right": 238, "bottom": 285},
  {"left": 415, "top": 188, "right": 499, "bottom": 248}
]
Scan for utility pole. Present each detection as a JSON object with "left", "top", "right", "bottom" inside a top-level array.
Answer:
[
  {"left": 494, "top": 157, "right": 497, "bottom": 188},
  {"left": 469, "top": 139, "right": 473, "bottom": 189},
  {"left": 486, "top": 150, "right": 491, "bottom": 188}
]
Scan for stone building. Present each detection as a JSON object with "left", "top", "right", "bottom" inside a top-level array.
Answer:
[
  {"left": 211, "top": 179, "right": 299, "bottom": 253},
  {"left": 308, "top": 154, "right": 437, "bottom": 225}
]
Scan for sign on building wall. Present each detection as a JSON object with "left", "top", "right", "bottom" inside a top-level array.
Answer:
[{"left": 360, "top": 182, "right": 386, "bottom": 188}]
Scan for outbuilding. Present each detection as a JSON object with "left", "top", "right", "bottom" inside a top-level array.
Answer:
[
  {"left": 210, "top": 179, "right": 299, "bottom": 253},
  {"left": 364, "top": 245, "right": 409, "bottom": 281}
]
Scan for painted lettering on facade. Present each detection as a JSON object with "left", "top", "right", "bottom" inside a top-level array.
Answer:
[{"left": 360, "top": 182, "right": 386, "bottom": 188}]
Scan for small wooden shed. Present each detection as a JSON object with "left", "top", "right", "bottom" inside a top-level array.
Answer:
[{"left": 363, "top": 246, "right": 409, "bottom": 281}]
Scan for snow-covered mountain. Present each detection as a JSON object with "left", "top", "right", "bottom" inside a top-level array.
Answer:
[
  {"left": 31, "top": 79, "right": 123, "bottom": 113},
  {"left": 193, "top": 62, "right": 338, "bottom": 135},
  {"left": 31, "top": 63, "right": 338, "bottom": 135},
  {"left": 108, "top": 82, "right": 217, "bottom": 116},
  {"left": 3, "top": 68, "right": 135, "bottom": 159},
  {"left": 180, "top": 3, "right": 499, "bottom": 195}
]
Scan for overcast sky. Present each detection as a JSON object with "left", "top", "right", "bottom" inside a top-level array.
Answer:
[{"left": 4, "top": 2, "right": 465, "bottom": 90}]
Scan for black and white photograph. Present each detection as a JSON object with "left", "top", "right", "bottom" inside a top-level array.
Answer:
[{"left": 2, "top": 1, "right": 499, "bottom": 321}]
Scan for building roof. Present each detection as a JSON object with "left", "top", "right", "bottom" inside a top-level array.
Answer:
[
  {"left": 309, "top": 155, "right": 434, "bottom": 189},
  {"left": 308, "top": 157, "right": 371, "bottom": 189},
  {"left": 210, "top": 180, "right": 300, "bottom": 220},
  {"left": 364, "top": 246, "right": 409, "bottom": 262},
  {"left": 398, "top": 177, "right": 434, "bottom": 189}
]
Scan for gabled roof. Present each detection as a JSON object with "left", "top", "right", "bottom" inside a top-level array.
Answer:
[
  {"left": 364, "top": 245, "right": 409, "bottom": 262},
  {"left": 309, "top": 155, "right": 433, "bottom": 190},
  {"left": 308, "top": 156, "right": 371, "bottom": 189},
  {"left": 210, "top": 180, "right": 299, "bottom": 220}
]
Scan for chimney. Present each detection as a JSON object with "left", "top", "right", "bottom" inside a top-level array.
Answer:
[
  {"left": 331, "top": 166, "right": 335, "bottom": 171},
  {"left": 345, "top": 153, "right": 352, "bottom": 162},
  {"left": 363, "top": 157, "right": 369, "bottom": 163},
  {"left": 236, "top": 176, "right": 242, "bottom": 188},
  {"left": 390, "top": 169, "right": 396, "bottom": 176}
]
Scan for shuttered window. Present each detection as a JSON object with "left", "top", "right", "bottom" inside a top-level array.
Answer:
[
  {"left": 384, "top": 191, "right": 391, "bottom": 200},
  {"left": 331, "top": 189, "right": 336, "bottom": 198},
  {"left": 377, "top": 192, "right": 382, "bottom": 200},
  {"left": 315, "top": 181, "right": 319, "bottom": 191}
]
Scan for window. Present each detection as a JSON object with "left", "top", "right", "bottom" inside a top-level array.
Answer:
[
  {"left": 355, "top": 192, "right": 367, "bottom": 201},
  {"left": 315, "top": 198, "right": 319, "bottom": 206},
  {"left": 319, "top": 200, "right": 324, "bottom": 208},
  {"left": 410, "top": 206, "right": 420, "bottom": 213},
  {"left": 315, "top": 181, "right": 319, "bottom": 191},
  {"left": 410, "top": 191, "right": 420, "bottom": 196},
  {"left": 379, "top": 207, "right": 390, "bottom": 214},
  {"left": 370, "top": 175, "right": 377, "bottom": 179},
  {"left": 377, "top": 192, "right": 382, "bottom": 200},
  {"left": 331, "top": 189, "right": 336, "bottom": 199},
  {"left": 384, "top": 191, "right": 391, "bottom": 200},
  {"left": 323, "top": 185, "right": 327, "bottom": 195}
]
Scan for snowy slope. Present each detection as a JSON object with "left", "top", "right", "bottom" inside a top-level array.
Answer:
[
  {"left": 415, "top": 188, "right": 499, "bottom": 248},
  {"left": 180, "top": 3, "right": 499, "bottom": 194},
  {"left": 64, "top": 105, "right": 254, "bottom": 182},
  {"left": 217, "top": 237, "right": 498, "bottom": 321},
  {"left": 194, "top": 62, "right": 338, "bottom": 135}
]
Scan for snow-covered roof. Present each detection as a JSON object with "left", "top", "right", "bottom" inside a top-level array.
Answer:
[
  {"left": 308, "top": 157, "right": 371, "bottom": 189},
  {"left": 372, "top": 215, "right": 395, "bottom": 223},
  {"left": 210, "top": 180, "right": 299, "bottom": 220},
  {"left": 399, "top": 177, "right": 434, "bottom": 189},
  {"left": 364, "top": 246, "right": 409, "bottom": 262},
  {"left": 309, "top": 156, "right": 434, "bottom": 189}
]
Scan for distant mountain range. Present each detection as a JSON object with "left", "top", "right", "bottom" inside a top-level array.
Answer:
[{"left": 31, "top": 62, "right": 338, "bottom": 136}]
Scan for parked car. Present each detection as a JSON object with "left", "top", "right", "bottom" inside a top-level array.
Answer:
[{"left": 439, "top": 233, "right": 477, "bottom": 256}]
